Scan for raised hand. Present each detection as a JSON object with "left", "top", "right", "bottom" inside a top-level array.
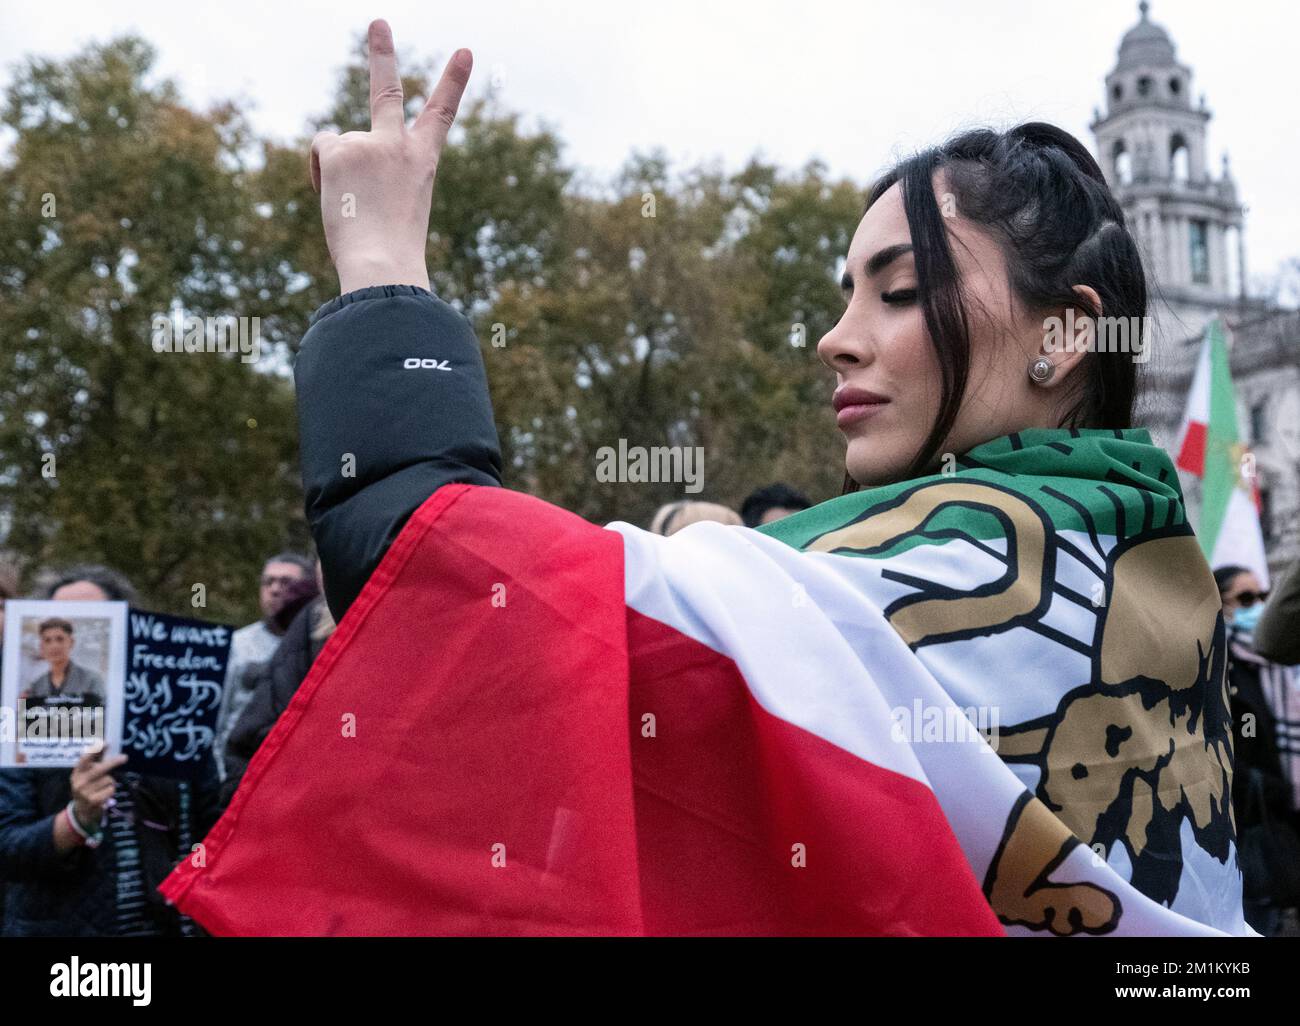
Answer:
[{"left": 310, "top": 20, "right": 472, "bottom": 295}]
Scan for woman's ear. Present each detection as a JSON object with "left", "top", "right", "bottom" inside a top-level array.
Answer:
[
  {"left": 1072, "top": 284, "right": 1102, "bottom": 316},
  {"left": 1034, "top": 284, "right": 1104, "bottom": 387}
]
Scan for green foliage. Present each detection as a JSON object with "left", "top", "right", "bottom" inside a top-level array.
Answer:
[
  {"left": 0, "top": 37, "right": 306, "bottom": 624},
  {"left": 0, "top": 33, "right": 868, "bottom": 622}
]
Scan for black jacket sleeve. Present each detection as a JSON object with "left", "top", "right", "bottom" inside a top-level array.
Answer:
[{"left": 294, "top": 284, "right": 502, "bottom": 620}]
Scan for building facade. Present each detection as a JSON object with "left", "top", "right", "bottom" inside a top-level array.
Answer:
[{"left": 1091, "top": 2, "right": 1300, "bottom": 575}]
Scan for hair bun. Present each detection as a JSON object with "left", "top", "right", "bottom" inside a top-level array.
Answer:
[{"left": 1008, "top": 122, "right": 1108, "bottom": 187}]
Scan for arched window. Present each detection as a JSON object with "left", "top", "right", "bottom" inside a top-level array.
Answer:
[
  {"left": 1169, "top": 77, "right": 1181, "bottom": 97},
  {"left": 1138, "top": 76, "right": 1152, "bottom": 97},
  {"left": 1113, "top": 140, "right": 1133, "bottom": 186},
  {"left": 1189, "top": 220, "right": 1210, "bottom": 283},
  {"left": 1112, "top": 83, "right": 1124, "bottom": 103},
  {"left": 1249, "top": 398, "right": 1268, "bottom": 444},
  {"left": 1170, "top": 134, "right": 1190, "bottom": 183}
]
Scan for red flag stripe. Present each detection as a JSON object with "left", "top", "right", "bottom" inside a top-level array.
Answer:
[
  {"left": 1175, "top": 420, "right": 1207, "bottom": 476},
  {"left": 163, "top": 485, "right": 1000, "bottom": 935}
]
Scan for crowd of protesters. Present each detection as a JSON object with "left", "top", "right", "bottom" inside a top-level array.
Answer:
[
  {"left": 0, "top": 556, "right": 330, "bottom": 935},
  {"left": 1215, "top": 559, "right": 1300, "bottom": 935},
  {"left": 2, "top": 479, "right": 1299, "bottom": 936}
]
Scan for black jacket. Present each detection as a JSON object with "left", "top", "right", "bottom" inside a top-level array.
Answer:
[
  {"left": 220, "top": 596, "right": 333, "bottom": 807},
  {"left": 1227, "top": 636, "right": 1294, "bottom": 830},
  {"left": 295, "top": 285, "right": 502, "bottom": 621},
  {"left": 0, "top": 765, "right": 221, "bottom": 936}
]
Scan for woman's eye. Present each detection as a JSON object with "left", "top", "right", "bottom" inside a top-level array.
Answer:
[{"left": 881, "top": 288, "right": 917, "bottom": 306}]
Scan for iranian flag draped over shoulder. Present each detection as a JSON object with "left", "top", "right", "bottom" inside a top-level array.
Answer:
[{"left": 161, "top": 428, "right": 1247, "bottom": 936}]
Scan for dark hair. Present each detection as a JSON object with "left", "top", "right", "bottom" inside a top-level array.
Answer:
[
  {"left": 38, "top": 617, "right": 74, "bottom": 636},
  {"left": 848, "top": 122, "right": 1147, "bottom": 489},
  {"left": 1213, "top": 565, "right": 1251, "bottom": 595},
  {"left": 42, "top": 564, "right": 138, "bottom": 603},
  {"left": 740, "top": 483, "right": 813, "bottom": 528},
  {"left": 264, "top": 552, "right": 314, "bottom": 577}
]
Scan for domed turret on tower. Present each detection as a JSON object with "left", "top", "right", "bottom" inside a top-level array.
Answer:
[
  {"left": 1091, "top": 1, "right": 1246, "bottom": 321},
  {"left": 1116, "top": 1, "right": 1177, "bottom": 72}
]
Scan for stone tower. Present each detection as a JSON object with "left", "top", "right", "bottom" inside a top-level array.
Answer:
[
  {"left": 1090, "top": 1, "right": 1247, "bottom": 351},
  {"left": 1091, "top": 4, "right": 1300, "bottom": 572}
]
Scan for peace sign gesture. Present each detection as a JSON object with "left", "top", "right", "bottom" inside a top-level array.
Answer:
[{"left": 310, "top": 20, "right": 473, "bottom": 294}]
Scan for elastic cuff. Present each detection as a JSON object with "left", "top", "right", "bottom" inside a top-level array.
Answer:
[
  {"left": 65, "top": 802, "right": 104, "bottom": 848},
  {"left": 308, "top": 284, "right": 436, "bottom": 328}
]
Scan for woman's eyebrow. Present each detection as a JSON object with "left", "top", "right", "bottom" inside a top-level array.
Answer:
[
  {"left": 866, "top": 243, "right": 914, "bottom": 277},
  {"left": 839, "top": 243, "right": 915, "bottom": 291}
]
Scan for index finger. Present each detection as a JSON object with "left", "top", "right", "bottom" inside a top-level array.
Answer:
[
  {"left": 368, "top": 19, "right": 406, "bottom": 133},
  {"left": 80, "top": 753, "right": 128, "bottom": 783}
]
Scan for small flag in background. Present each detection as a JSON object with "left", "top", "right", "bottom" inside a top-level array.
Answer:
[{"left": 1175, "top": 316, "right": 1270, "bottom": 586}]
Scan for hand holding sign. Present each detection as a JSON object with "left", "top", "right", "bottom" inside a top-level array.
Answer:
[
  {"left": 70, "top": 742, "right": 127, "bottom": 830},
  {"left": 309, "top": 19, "right": 473, "bottom": 295}
]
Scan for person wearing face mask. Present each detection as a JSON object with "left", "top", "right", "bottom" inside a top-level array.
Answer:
[{"left": 1215, "top": 565, "right": 1300, "bottom": 935}]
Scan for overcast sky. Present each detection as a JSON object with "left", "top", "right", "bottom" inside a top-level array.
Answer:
[{"left": 4, "top": 0, "right": 1297, "bottom": 277}]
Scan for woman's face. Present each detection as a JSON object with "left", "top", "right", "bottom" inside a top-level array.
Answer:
[{"left": 818, "top": 177, "right": 1078, "bottom": 486}]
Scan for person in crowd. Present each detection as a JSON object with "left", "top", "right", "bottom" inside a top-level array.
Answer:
[
  {"left": 739, "top": 483, "right": 812, "bottom": 528},
  {"left": 1253, "top": 555, "right": 1300, "bottom": 901},
  {"left": 220, "top": 562, "right": 330, "bottom": 807},
  {"left": 43, "top": 564, "right": 137, "bottom": 604},
  {"left": 0, "top": 560, "right": 18, "bottom": 640},
  {"left": 21, "top": 618, "right": 107, "bottom": 707},
  {"left": 0, "top": 562, "right": 15, "bottom": 931},
  {"left": 0, "top": 566, "right": 221, "bottom": 935},
  {"left": 213, "top": 552, "right": 313, "bottom": 780},
  {"left": 648, "top": 500, "right": 743, "bottom": 536},
  {"left": 1215, "top": 564, "right": 1300, "bottom": 935}
]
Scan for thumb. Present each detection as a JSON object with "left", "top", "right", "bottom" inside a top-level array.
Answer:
[{"left": 310, "top": 131, "right": 340, "bottom": 194}]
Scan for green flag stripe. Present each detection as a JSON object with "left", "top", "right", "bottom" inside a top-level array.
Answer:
[
  {"left": 759, "top": 428, "right": 1186, "bottom": 555},
  {"left": 1198, "top": 318, "right": 1239, "bottom": 557}
]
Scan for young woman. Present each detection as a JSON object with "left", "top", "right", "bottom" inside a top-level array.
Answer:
[{"left": 162, "top": 21, "right": 1245, "bottom": 936}]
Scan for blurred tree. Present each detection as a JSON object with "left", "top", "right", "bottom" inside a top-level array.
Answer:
[
  {"left": 484, "top": 153, "right": 858, "bottom": 526},
  {"left": 0, "top": 37, "right": 305, "bottom": 623},
  {"left": 0, "top": 31, "right": 872, "bottom": 618}
]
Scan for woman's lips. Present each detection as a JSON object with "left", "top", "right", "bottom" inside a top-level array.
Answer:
[
  {"left": 832, "top": 386, "right": 890, "bottom": 428},
  {"left": 835, "top": 401, "right": 888, "bottom": 428}
]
